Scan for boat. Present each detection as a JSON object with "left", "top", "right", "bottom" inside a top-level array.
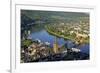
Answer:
[
  {"left": 45, "top": 42, "right": 50, "bottom": 46},
  {"left": 71, "top": 48, "right": 81, "bottom": 52},
  {"left": 35, "top": 39, "right": 41, "bottom": 43}
]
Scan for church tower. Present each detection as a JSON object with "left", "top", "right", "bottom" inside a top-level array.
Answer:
[{"left": 53, "top": 37, "right": 59, "bottom": 53}]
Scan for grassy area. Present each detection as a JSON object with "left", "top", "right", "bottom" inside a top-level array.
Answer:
[{"left": 22, "top": 39, "right": 33, "bottom": 47}]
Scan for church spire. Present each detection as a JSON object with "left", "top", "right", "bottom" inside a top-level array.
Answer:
[{"left": 53, "top": 36, "right": 59, "bottom": 53}]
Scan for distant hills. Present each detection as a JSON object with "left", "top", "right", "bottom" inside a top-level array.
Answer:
[{"left": 21, "top": 10, "right": 89, "bottom": 25}]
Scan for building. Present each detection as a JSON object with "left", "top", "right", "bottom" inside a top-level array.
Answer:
[
  {"left": 75, "top": 32, "right": 88, "bottom": 44},
  {"left": 53, "top": 37, "right": 59, "bottom": 53}
]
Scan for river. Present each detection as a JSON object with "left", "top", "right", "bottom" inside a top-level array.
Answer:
[{"left": 28, "top": 29, "right": 89, "bottom": 54}]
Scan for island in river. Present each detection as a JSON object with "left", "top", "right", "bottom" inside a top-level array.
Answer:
[{"left": 21, "top": 10, "right": 90, "bottom": 63}]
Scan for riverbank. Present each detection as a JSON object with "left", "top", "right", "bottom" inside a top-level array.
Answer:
[
  {"left": 45, "top": 25, "right": 89, "bottom": 44},
  {"left": 45, "top": 25, "right": 75, "bottom": 41}
]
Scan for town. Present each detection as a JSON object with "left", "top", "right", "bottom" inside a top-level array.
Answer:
[
  {"left": 21, "top": 10, "right": 89, "bottom": 63},
  {"left": 45, "top": 17, "right": 89, "bottom": 44},
  {"left": 21, "top": 16, "right": 89, "bottom": 63}
]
